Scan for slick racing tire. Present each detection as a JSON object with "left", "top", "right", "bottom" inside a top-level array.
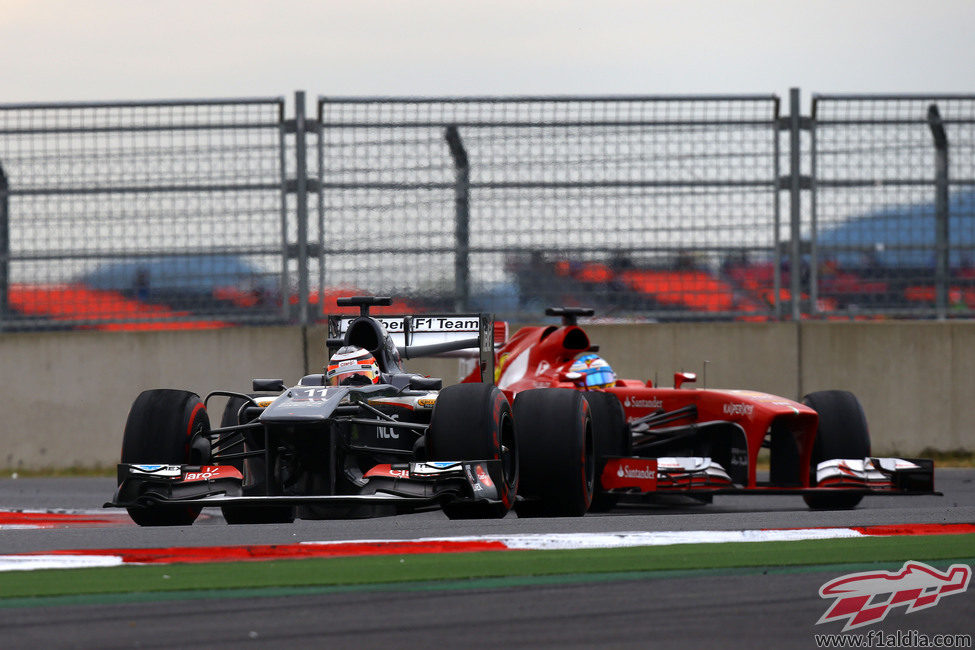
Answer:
[
  {"left": 427, "top": 383, "right": 517, "bottom": 519},
  {"left": 219, "top": 395, "right": 295, "bottom": 525},
  {"left": 513, "top": 388, "right": 594, "bottom": 517},
  {"left": 585, "top": 391, "right": 631, "bottom": 513},
  {"left": 120, "top": 389, "right": 210, "bottom": 527},
  {"left": 802, "top": 390, "right": 871, "bottom": 510}
]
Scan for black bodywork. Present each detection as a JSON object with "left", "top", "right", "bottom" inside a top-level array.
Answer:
[{"left": 108, "top": 297, "right": 508, "bottom": 520}]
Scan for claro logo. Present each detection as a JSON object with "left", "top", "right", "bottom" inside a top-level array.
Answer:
[{"left": 617, "top": 464, "right": 656, "bottom": 480}]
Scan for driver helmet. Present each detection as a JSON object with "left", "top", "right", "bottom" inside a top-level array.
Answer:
[
  {"left": 569, "top": 352, "right": 616, "bottom": 388},
  {"left": 326, "top": 346, "right": 381, "bottom": 386}
]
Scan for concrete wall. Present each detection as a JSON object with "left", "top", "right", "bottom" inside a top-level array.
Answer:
[
  {"left": 1, "top": 321, "right": 971, "bottom": 469},
  {"left": 0, "top": 327, "right": 304, "bottom": 471}
]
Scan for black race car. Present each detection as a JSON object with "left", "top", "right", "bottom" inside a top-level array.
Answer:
[{"left": 107, "top": 297, "right": 517, "bottom": 525}]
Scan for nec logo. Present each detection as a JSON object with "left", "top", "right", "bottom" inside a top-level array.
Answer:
[{"left": 817, "top": 561, "right": 971, "bottom": 631}]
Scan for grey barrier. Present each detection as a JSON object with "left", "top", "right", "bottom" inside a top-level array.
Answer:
[{"left": 1, "top": 90, "right": 974, "bottom": 329}]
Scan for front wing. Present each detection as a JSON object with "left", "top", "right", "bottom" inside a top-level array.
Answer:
[
  {"left": 106, "top": 460, "right": 507, "bottom": 512},
  {"left": 600, "top": 456, "right": 938, "bottom": 497}
]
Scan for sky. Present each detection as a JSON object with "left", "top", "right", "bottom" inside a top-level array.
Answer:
[{"left": 2, "top": 0, "right": 973, "bottom": 105}]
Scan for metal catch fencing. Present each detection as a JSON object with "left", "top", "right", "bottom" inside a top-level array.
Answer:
[
  {"left": 0, "top": 98, "right": 289, "bottom": 330},
  {"left": 316, "top": 95, "right": 782, "bottom": 322},
  {"left": 1, "top": 90, "right": 973, "bottom": 331},
  {"left": 810, "top": 95, "right": 975, "bottom": 318}
]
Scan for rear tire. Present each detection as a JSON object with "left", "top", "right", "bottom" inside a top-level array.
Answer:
[
  {"left": 585, "top": 391, "right": 631, "bottom": 512},
  {"left": 427, "top": 383, "right": 517, "bottom": 519},
  {"left": 120, "top": 389, "right": 209, "bottom": 526},
  {"left": 218, "top": 395, "right": 295, "bottom": 525},
  {"left": 802, "top": 390, "right": 871, "bottom": 510},
  {"left": 513, "top": 388, "right": 594, "bottom": 517}
]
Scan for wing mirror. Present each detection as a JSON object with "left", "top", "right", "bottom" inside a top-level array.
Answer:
[
  {"left": 409, "top": 376, "right": 442, "bottom": 391},
  {"left": 674, "top": 372, "right": 697, "bottom": 389},
  {"left": 560, "top": 371, "right": 585, "bottom": 385},
  {"left": 253, "top": 378, "right": 286, "bottom": 392}
]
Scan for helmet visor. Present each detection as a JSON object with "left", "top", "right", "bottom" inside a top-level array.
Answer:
[
  {"left": 584, "top": 368, "right": 616, "bottom": 388},
  {"left": 327, "top": 364, "right": 379, "bottom": 386}
]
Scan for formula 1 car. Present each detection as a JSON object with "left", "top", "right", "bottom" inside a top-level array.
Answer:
[
  {"left": 107, "top": 297, "right": 516, "bottom": 526},
  {"left": 462, "top": 307, "right": 937, "bottom": 516}
]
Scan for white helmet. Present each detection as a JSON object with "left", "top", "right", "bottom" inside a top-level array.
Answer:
[{"left": 326, "top": 346, "right": 381, "bottom": 386}]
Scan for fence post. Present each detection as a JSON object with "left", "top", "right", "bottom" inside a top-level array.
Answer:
[
  {"left": 787, "top": 88, "right": 804, "bottom": 321},
  {"left": 445, "top": 125, "right": 470, "bottom": 312},
  {"left": 293, "top": 90, "right": 311, "bottom": 325},
  {"left": 928, "top": 104, "right": 949, "bottom": 320},
  {"left": 0, "top": 162, "right": 7, "bottom": 331}
]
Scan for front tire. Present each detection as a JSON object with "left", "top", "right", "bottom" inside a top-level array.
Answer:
[
  {"left": 427, "top": 383, "right": 517, "bottom": 519},
  {"left": 120, "top": 389, "right": 210, "bottom": 526},
  {"left": 802, "top": 390, "right": 871, "bottom": 510},
  {"left": 513, "top": 388, "right": 594, "bottom": 517},
  {"left": 585, "top": 391, "right": 631, "bottom": 512}
]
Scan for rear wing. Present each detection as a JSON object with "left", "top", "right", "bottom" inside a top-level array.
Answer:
[{"left": 327, "top": 313, "right": 501, "bottom": 384}]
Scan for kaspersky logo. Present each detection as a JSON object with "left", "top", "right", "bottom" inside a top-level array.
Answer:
[{"left": 817, "top": 561, "right": 971, "bottom": 631}]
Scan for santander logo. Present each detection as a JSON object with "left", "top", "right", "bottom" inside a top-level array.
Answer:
[
  {"left": 623, "top": 395, "right": 663, "bottom": 410},
  {"left": 617, "top": 464, "right": 656, "bottom": 480}
]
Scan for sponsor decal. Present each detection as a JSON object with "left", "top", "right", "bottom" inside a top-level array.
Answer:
[
  {"left": 411, "top": 317, "right": 480, "bottom": 332},
  {"left": 722, "top": 402, "right": 754, "bottom": 416},
  {"left": 411, "top": 461, "right": 462, "bottom": 475},
  {"left": 182, "top": 466, "right": 243, "bottom": 482},
  {"left": 129, "top": 465, "right": 182, "bottom": 478},
  {"left": 534, "top": 360, "right": 551, "bottom": 376},
  {"left": 340, "top": 316, "right": 480, "bottom": 333},
  {"left": 364, "top": 464, "right": 410, "bottom": 480},
  {"left": 617, "top": 463, "right": 656, "bottom": 480},
  {"left": 494, "top": 352, "right": 511, "bottom": 383},
  {"left": 623, "top": 395, "right": 663, "bottom": 410},
  {"left": 130, "top": 464, "right": 171, "bottom": 473},
  {"left": 817, "top": 561, "right": 972, "bottom": 631},
  {"left": 376, "top": 414, "right": 400, "bottom": 439},
  {"left": 602, "top": 459, "right": 657, "bottom": 491},
  {"left": 475, "top": 464, "right": 495, "bottom": 488}
]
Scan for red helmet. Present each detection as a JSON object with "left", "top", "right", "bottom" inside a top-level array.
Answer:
[{"left": 326, "top": 346, "right": 381, "bottom": 386}]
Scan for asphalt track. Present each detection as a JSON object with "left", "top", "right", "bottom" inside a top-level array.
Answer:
[{"left": 1, "top": 470, "right": 973, "bottom": 649}]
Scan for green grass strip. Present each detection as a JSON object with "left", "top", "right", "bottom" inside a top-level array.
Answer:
[{"left": 1, "top": 533, "right": 972, "bottom": 605}]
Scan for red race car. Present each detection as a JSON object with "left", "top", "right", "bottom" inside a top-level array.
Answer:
[{"left": 463, "top": 307, "right": 937, "bottom": 517}]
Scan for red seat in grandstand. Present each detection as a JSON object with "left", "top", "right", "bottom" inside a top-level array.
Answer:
[{"left": 8, "top": 284, "right": 227, "bottom": 331}]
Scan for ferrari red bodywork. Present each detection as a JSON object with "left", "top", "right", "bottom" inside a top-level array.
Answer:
[{"left": 462, "top": 308, "right": 935, "bottom": 509}]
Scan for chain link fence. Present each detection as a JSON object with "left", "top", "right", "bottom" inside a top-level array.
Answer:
[
  {"left": 316, "top": 96, "right": 783, "bottom": 322},
  {"left": 1, "top": 91, "right": 973, "bottom": 330},
  {"left": 0, "top": 99, "right": 288, "bottom": 330},
  {"left": 811, "top": 95, "right": 975, "bottom": 318}
]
